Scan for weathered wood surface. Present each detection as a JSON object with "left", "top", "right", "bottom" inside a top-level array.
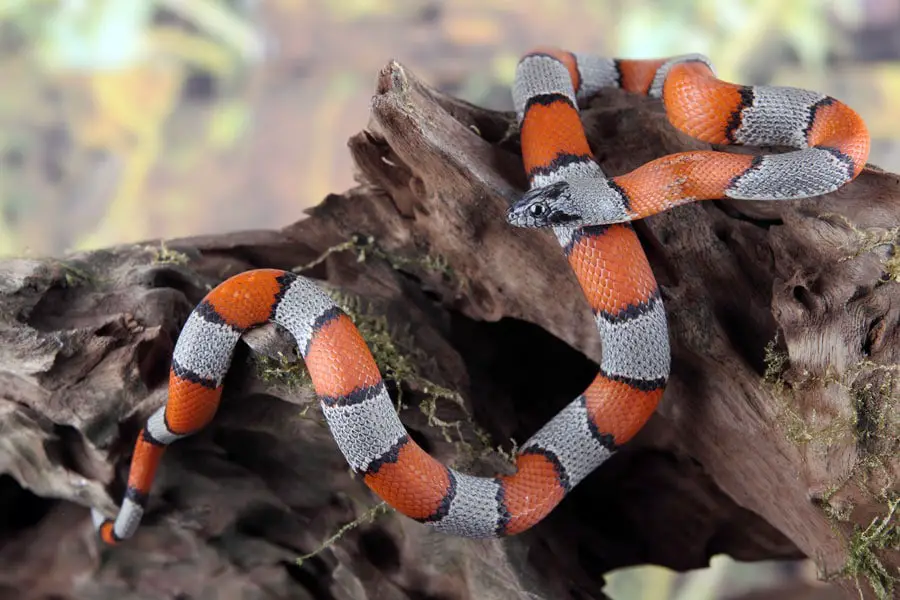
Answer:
[{"left": 0, "top": 61, "right": 897, "bottom": 600}]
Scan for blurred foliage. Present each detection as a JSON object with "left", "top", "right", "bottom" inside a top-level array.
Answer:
[
  {"left": 1, "top": 0, "right": 898, "bottom": 257},
  {"left": 603, "top": 555, "right": 821, "bottom": 600},
  {"left": 0, "top": 0, "right": 263, "bottom": 255},
  {"left": 0, "top": 2, "right": 898, "bottom": 596}
]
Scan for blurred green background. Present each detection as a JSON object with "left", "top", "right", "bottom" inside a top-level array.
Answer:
[
  {"left": 1, "top": 0, "right": 899, "bottom": 258},
  {"left": 1, "top": 1, "right": 897, "bottom": 598}
]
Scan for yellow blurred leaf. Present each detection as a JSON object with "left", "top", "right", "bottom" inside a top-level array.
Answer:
[
  {"left": 89, "top": 63, "right": 182, "bottom": 138},
  {"left": 444, "top": 16, "right": 502, "bottom": 46},
  {"left": 156, "top": 0, "right": 264, "bottom": 61},
  {"left": 325, "top": 0, "right": 398, "bottom": 20},
  {"left": 491, "top": 52, "right": 520, "bottom": 86},
  {"left": 146, "top": 27, "right": 238, "bottom": 77},
  {"left": 272, "top": 0, "right": 306, "bottom": 12},
  {"left": 207, "top": 100, "right": 250, "bottom": 149},
  {"left": 604, "top": 563, "right": 679, "bottom": 600}
]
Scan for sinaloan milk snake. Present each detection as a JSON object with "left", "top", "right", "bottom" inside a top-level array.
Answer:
[{"left": 92, "top": 49, "right": 870, "bottom": 544}]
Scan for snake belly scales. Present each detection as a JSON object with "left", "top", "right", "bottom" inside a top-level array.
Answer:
[{"left": 92, "top": 49, "right": 870, "bottom": 544}]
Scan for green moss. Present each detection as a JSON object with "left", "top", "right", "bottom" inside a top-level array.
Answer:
[
  {"left": 848, "top": 366, "right": 898, "bottom": 501},
  {"left": 820, "top": 484, "right": 855, "bottom": 524},
  {"left": 54, "top": 260, "right": 95, "bottom": 288},
  {"left": 296, "top": 501, "right": 391, "bottom": 567},
  {"left": 822, "top": 212, "right": 899, "bottom": 261},
  {"left": 325, "top": 289, "right": 501, "bottom": 463},
  {"left": 253, "top": 352, "right": 317, "bottom": 420},
  {"left": 822, "top": 212, "right": 900, "bottom": 285},
  {"left": 764, "top": 333, "right": 897, "bottom": 462},
  {"left": 761, "top": 334, "right": 848, "bottom": 447},
  {"left": 839, "top": 496, "right": 899, "bottom": 600},
  {"left": 853, "top": 374, "right": 898, "bottom": 456},
  {"left": 255, "top": 351, "right": 311, "bottom": 390},
  {"left": 326, "top": 290, "right": 418, "bottom": 407},
  {"left": 762, "top": 331, "right": 899, "bottom": 594},
  {"left": 342, "top": 296, "right": 488, "bottom": 454},
  {"left": 885, "top": 251, "right": 900, "bottom": 283},
  {"left": 149, "top": 241, "right": 190, "bottom": 265},
  {"left": 762, "top": 334, "right": 789, "bottom": 390},
  {"left": 781, "top": 406, "right": 856, "bottom": 448},
  {"left": 293, "top": 234, "right": 455, "bottom": 281}
]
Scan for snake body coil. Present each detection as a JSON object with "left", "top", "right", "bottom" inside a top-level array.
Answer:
[{"left": 92, "top": 49, "right": 869, "bottom": 545}]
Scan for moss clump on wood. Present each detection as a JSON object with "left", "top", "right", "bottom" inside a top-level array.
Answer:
[
  {"left": 839, "top": 496, "right": 899, "bottom": 600},
  {"left": 763, "top": 330, "right": 898, "bottom": 597},
  {"left": 294, "top": 233, "right": 455, "bottom": 282},
  {"left": 55, "top": 259, "right": 95, "bottom": 288},
  {"left": 254, "top": 352, "right": 311, "bottom": 392},
  {"left": 149, "top": 241, "right": 190, "bottom": 266}
]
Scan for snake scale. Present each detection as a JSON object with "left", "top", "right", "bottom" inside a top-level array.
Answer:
[{"left": 92, "top": 48, "right": 870, "bottom": 544}]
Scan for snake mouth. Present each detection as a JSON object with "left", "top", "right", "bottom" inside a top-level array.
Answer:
[
  {"left": 506, "top": 205, "right": 539, "bottom": 228},
  {"left": 507, "top": 181, "right": 575, "bottom": 228},
  {"left": 506, "top": 194, "right": 551, "bottom": 228},
  {"left": 507, "top": 202, "right": 583, "bottom": 228}
]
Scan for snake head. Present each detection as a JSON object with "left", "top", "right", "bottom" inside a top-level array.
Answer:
[{"left": 507, "top": 181, "right": 583, "bottom": 228}]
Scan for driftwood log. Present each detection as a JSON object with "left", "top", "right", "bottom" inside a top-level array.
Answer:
[{"left": 0, "top": 61, "right": 897, "bottom": 600}]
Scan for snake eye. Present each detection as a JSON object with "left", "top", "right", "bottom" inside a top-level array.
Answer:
[{"left": 528, "top": 203, "right": 547, "bottom": 218}]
